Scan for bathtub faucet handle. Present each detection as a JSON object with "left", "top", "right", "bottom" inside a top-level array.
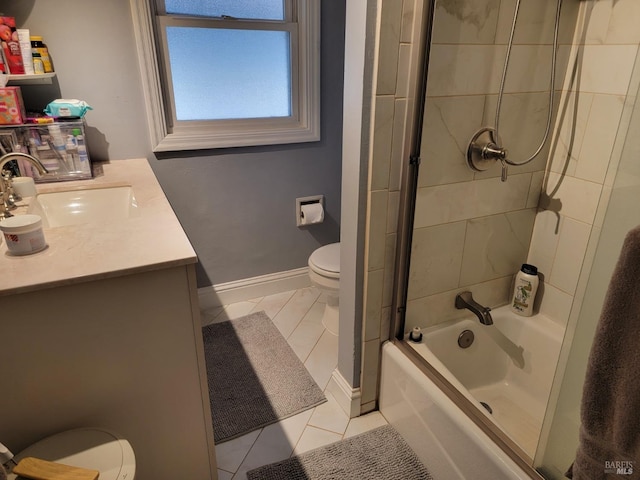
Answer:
[{"left": 454, "top": 291, "right": 494, "bottom": 326}]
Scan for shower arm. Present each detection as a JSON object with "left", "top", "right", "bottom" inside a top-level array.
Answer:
[{"left": 466, "top": 0, "right": 562, "bottom": 181}]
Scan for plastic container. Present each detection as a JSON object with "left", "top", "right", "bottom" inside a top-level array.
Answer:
[
  {"left": 0, "top": 214, "right": 46, "bottom": 255},
  {"left": 32, "top": 51, "right": 45, "bottom": 75},
  {"left": 510, "top": 263, "right": 539, "bottom": 317},
  {"left": 72, "top": 128, "right": 91, "bottom": 174},
  {"left": 30, "top": 36, "right": 53, "bottom": 73}
]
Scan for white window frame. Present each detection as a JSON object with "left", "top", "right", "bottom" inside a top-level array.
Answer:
[{"left": 130, "top": 0, "right": 320, "bottom": 152}]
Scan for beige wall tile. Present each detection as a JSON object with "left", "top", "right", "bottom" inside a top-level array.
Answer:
[
  {"left": 414, "top": 173, "right": 531, "bottom": 228},
  {"left": 396, "top": 44, "right": 412, "bottom": 98},
  {"left": 431, "top": 0, "right": 501, "bottom": 45},
  {"left": 580, "top": 0, "right": 613, "bottom": 45},
  {"left": 504, "top": 45, "right": 555, "bottom": 94},
  {"left": 575, "top": 94, "right": 625, "bottom": 183},
  {"left": 371, "top": 96, "right": 395, "bottom": 191},
  {"left": 360, "top": 339, "right": 381, "bottom": 405},
  {"left": 527, "top": 172, "right": 545, "bottom": 208},
  {"left": 418, "top": 95, "right": 482, "bottom": 187},
  {"left": 496, "top": 0, "right": 559, "bottom": 45},
  {"left": 400, "top": 0, "right": 417, "bottom": 44},
  {"left": 365, "top": 269, "right": 384, "bottom": 341},
  {"left": 548, "top": 90, "right": 593, "bottom": 176},
  {"left": 606, "top": 0, "right": 640, "bottom": 44},
  {"left": 573, "top": 45, "right": 637, "bottom": 95},
  {"left": 576, "top": 0, "right": 640, "bottom": 46},
  {"left": 407, "top": 221, "right": 466, "bottom": 299},
  {"left": 377, "top": 0, "right": 404, "bottom": 95},
  {"left": 538, "top": 284, "right": 574, "bottom": 328},
  {"left": 389, "top": 98, "right": 407, "bottom": 192},
  {"left": 528, "top": 209, "right": 563, "bottom": 278},
  {"left": 459, "top": 208, "right": 536, "bottom": 286},
  {"left": 383, "top": 233, "right": 397, "bottom": 308},
  {"left": 381, "top": 306, "right": 392, "bottom": 343},
  {"left": 368, "top": 190, "right": 389, "bottom": 271},
  {"left": 541, "top": 173, "right": 602, "bottom": 224},
  {"left": 549, "top": 217, "right": 592, "bottom": 294},
  {"left": 386, "top": 190, "right": 400, "bottom": 234},
  {"left": 427, "top": 44, "right": 504, "bottom": 97}
]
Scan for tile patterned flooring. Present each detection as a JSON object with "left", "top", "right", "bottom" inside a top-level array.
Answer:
[{"left": 200, "top": 287, "right": 388, "bottom": 480}]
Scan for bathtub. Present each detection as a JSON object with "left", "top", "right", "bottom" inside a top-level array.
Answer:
[
  {"left": 380, "top": 307, "right": 564, "bottom": 479},
  {"left": 412, "top": 306, "right": 564, "bottom": 456}
]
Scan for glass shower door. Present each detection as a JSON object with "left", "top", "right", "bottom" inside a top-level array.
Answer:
[{"left": 534, "top": 42, "right": 640, "bottom": 479}]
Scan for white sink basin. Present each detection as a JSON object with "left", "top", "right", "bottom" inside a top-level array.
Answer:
[{"left": 28, "top": 186, "right": 138, "bottom": 227}]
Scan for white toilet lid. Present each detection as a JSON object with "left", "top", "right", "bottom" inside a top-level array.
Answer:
[
  {"left": 309, "top": 242, "right": 340, "bottom": 274},
  {"left": 10, "top": 428, "right": 135, "bottom": 480}
]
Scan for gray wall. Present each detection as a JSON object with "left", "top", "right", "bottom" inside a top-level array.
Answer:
[{"left": 8, "top": 0, "right": 345, "bottom": 287}]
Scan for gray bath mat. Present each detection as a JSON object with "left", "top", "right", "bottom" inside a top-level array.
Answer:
[
  {"left": 247, "top": 425, "right": 432, "bottom": 480},
  {"left": 203, "top": 311, "right": 326, "bottom": 443}
]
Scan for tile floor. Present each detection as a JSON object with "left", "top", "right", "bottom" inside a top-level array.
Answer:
[{"left": 200, "top": 286, "right": 389, "bottom": 480}]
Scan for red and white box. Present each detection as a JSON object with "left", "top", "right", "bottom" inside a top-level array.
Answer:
[
  {"left": 0, "top": 16, "right": 25, "bottom": 74},
  {"left": 0, "top": 86, "right": 26, "bottom": 124}
]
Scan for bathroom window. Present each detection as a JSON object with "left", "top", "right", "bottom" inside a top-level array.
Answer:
[{"left": 131, "top": 0, "right": 320, "bottom": 151}]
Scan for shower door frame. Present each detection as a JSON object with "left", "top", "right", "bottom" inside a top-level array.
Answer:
[{"left": 389, "top": 0, "right": 545, "bottom": 477}]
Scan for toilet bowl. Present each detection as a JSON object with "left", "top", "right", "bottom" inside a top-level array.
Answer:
[
  {"left": 7, "top": 428, "right": 135, "bottom": 480},
  {"left": 308, "top": 242, "right": 340, "bottom": 335}
]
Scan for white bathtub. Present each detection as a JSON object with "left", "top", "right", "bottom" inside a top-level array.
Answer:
[
  {"left": 410, "top": 306, "right": 564, "bottom": 456},
  {"left": 379, "top": 307, "right": 564, "bottom": 479}
]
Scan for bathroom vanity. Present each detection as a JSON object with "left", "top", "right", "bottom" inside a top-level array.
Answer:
[{"left": 0, "top": 159, "right": 217, "bottom": 479}]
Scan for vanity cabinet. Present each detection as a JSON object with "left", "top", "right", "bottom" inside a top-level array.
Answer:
[{"left": 0, "top": 159, "right": 217, "bottom": 480}]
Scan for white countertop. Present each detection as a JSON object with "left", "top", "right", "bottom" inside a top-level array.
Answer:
[{"left": 0, "top": 158, "right": 197, "bottom": 296}]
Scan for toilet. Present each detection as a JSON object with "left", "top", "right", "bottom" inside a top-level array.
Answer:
[
  {"left": 308, "top": 242, "right": 340, "bottom": 335},
  {"left": 7, "top": 428, "right": 135, "bottom": 480}
]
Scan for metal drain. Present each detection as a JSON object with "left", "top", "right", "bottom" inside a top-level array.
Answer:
[
  {"left": 480, "top": 402, "right": 493, "bottom": 414},
  {"left": 457, "top": 329, "right": 475, "bottom": 348}
]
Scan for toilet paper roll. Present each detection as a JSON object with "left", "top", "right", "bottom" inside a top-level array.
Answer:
[
  {"left": 12, "top": 176, "right": 37, "bottom": 198},
  {"left": 300, "top": 203, "right": 324, "bottom": 225}
]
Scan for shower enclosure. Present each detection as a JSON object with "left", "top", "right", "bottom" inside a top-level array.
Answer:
[{"left": 391, "top": 0, "right": 640, "bottom": 477}]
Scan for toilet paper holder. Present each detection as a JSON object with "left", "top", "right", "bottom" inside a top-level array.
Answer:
[{"left": 296, "top": 195, "right": 324, "bottom": 227}]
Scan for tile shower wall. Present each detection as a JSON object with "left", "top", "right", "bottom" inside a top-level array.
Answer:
[
  {"left": 404, "top": 0, "right": 563, "bottom": 331},
  {"left": 359, "top": 0, "right": 639, "bottom": 414},
  {"left": 527, "top": 0, "right": 640, "bottom": 328},
  {"left": 359, "top": 0, "right": 418, "bottom": 413}
]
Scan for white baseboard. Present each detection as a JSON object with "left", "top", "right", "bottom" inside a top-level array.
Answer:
[
  {"left": 327, "top": 369, "right": 362, "bottom": 418},
  {"left": 198, "top": 267, "right": 311, "bottom": 309}
]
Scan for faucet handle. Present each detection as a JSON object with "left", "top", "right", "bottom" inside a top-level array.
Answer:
[{"left": 0, "top": 170, "right": 16, "bottom": 213}]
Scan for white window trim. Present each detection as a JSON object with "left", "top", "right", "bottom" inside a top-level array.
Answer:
[{"left": 130, "top": 0, "right": 320, "bottom": 152}]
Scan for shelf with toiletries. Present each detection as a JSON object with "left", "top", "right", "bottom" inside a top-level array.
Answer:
[{"left": 0, "top": 15, "right": 56, "bottom": 82}]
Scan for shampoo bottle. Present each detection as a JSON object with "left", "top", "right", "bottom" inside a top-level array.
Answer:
[{"left": 510, "top": 264, "right": 539, "bottom": 317}]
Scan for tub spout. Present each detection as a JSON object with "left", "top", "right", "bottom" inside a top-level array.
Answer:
[{"left": 455, "top": 291, "right": 493, "bottom": 326}]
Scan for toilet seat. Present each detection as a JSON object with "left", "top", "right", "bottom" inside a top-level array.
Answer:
[
  {"left": 8, "top": 428, "right": 135, "bottom": 480},
  {"left": 308, "top": 243, "right": 340, "bottom": 279}
]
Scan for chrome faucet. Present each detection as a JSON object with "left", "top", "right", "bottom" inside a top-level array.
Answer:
[
  {"left": 455, "top": 291, "right": 493, "bottom": 326},
  {"left": 0, "top": 152, "right": 48, "bottom": 219}
]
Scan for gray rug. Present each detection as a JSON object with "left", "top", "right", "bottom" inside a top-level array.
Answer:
[
  {"left": 247, "top": 425, "right": 432, "bottom": 480},
  {"left": 203, "top": 311, "right": 326, "bottom": 443}
]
